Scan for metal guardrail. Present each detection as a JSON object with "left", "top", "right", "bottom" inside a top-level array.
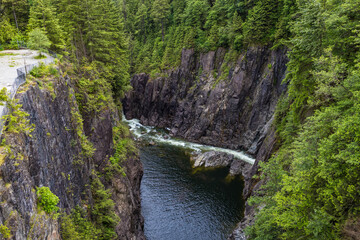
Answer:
[{"left": 0, "top": 57, "right": 55, "bottom": 137}]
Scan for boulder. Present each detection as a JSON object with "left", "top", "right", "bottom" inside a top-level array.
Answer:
[{"left": 192, "top": 151, "right": 251, "bottom": 177}]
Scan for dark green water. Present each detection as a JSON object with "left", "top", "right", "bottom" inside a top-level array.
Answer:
[{"left": 140, "top": 144, "right": 245, "bottom": 240}]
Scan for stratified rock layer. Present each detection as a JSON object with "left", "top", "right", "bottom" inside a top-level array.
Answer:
[
  {"left": 0, "top": 76, "right": 144, "bottom": 239},
  {"left": 124, "top": 47, "right": 287, "bottom": 155}
]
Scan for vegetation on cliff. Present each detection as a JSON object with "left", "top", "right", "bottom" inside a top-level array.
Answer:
[
  {"left": 1, "top": 0, "right": 360, "bottom": 239},
  {"left": 0, "top": 0, "right": 137, "bottom": 238},
  {"left": 36, "top": 186, "right": 60, "bottom": 214},
  {"left": 246, "top": 1, "right": 360, "bottom": 239}
]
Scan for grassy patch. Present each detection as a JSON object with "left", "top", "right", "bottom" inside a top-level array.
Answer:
[
  {"left": 0, "top": 52, "right": 18, "bottom": 57},
  {"left": 27, "top": 63, "right": 59, "bottom": 99},
  {"left": 34, "top": 54, "right": 47, "bottom": 59},
  {"left": 0, "top": 153, "right": 5, "bottom": 166}
]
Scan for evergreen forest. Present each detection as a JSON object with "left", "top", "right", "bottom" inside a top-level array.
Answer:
[{"left": 0, "top": 0, "right": 360, "bottom": 239}]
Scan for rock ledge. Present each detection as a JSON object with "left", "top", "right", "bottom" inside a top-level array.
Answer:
[{"left": 191, "top": 151, "right": 252, "bottom": 177}]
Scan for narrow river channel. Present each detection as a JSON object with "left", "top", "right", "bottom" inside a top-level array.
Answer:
[
  {"left": 123, "top": 117, "right": 253, "bottom": 240},
  {"left": 140, "top": 145, "right": 245, "bottom": 240}
]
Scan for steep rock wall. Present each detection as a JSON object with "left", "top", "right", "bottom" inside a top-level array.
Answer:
[
  {"left": 0, "top": 76, "right": 144, "bottom": 239},
  {"left": 123, "top": 47, "right": 287, "bottom": 156}
]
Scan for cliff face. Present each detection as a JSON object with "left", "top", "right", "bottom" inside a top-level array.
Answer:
[
  {"left": 123, "top": 47, "right": 287, "bottom": 155},
  {"left": 0, "top": 75, "right": 144, "bottom": 239},
  {"left": 123, "top": 47, "right": 288, "bottom": 238}
]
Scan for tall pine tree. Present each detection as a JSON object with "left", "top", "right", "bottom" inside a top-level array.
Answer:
[
  {"left": 151, "top": 0, "right": 170, "bottom": 41},
  {"left": 28, "top": 0, "right": 64, "bottom": 50}
]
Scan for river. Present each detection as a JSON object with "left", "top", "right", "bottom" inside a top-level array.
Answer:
[{"left": 124, "top": 117, "right": 254, "bottom": 240}]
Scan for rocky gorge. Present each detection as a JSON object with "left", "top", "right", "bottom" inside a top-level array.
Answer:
[
  {"left": 0, "top": 70, "right": 144, "bottom": 239},
  {"left": 123, "top": 46, "right": 288, "bottom": 237},
  {"left": 0, "top": 45, "right": 288, "bottom": 239}
]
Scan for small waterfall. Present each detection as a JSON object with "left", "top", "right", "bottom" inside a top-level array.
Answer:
[{"left": 123, "top": 116, "right": 255, "bottom": 165}]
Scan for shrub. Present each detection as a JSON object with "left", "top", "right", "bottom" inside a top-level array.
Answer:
[
  {"left": 36, "top": 187, "right": 59, "bottom": 214},
  {"left": 91, "top": 176, "right": 119, "bottom": 239},
  {"left": 61, "top": 206, "right": 100, "bottom": 240},
  {"left": 0, "top": 225, "right": 10, "bottom": 239}
]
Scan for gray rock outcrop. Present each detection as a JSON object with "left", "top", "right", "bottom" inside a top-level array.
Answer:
[
  {"left": 123, "top": 47, "right": 287, "bottom": 155},
  {"left": 0, "top": 75, "right": 144, "bottom": 239},
  {"left": 192, "top": 151, "right": 251, "bottom": 177}
]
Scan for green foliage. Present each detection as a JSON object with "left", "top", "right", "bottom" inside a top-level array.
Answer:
[
  {"left": 57, "top": 0, "right": 130, "bottom": 99},
  {"left": 29, "top": 63, "right": 58, "bottom": 78},
  {"left": 27, "top": 28, "right": 51, "bottom": 54},
  {"left": 0, "top": 18, "right": 18, "bottom": 45},
  {"left": 246, "top": 0, "right": 360, "bottom": 239},
  {"left": 62, "top": 78, "right": 96, "bottom": 161},
  {"left": 110, "top": 125, "right": 136, "bottom": 166},
  {"left": 28, "top": 0, "right": 64, "bottom": 50},
  {"left": 243, "top": 0, "right": 280, "bottom": 44},
  {"left": 27, "top": 62, "right": 59, "bottom": 99},
  {"left": 0, "top": 88, "right": 34, "bottom": 136},
  {"left": 36, "top": 187, "right": 59, "bottom": 214},
  {"left": 183, "top": 0, "right": 209, "bottom": 28},
  {"left": 61, "top": 207, "right": 100, "bottom": 240},
  {"left": 0, "top": 225, "right": 11, "bottom": 239},
  {"left": 248, "top": 76, "right": 360, "bottom": 238},
  {"left": 72, "top": 63, "right": 115, "bottom": 115},
  {"left": 70, "top": 105, "right": 95, "bottom": 160},
  {"left": 273, "top": 0, "right": 297, "bottom": 43},
  {"left": 151, "top": 0, "right": 170, "bottom": 41},
  {"left": 62, "top": 173, "right": 121, "bottom": 239},
  {"left": 90, "top": 176, "right": 119, "bottom": 240},
  {"left": 0, "top": 88, "right": 9, "bottom": 104},
  {"left": 4, "top": 99, "right": 34, "bottom": 135}
]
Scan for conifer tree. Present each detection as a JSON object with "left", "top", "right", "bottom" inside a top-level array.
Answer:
[
  {"left": 56, "top": 0, "right": 130, "bottom": 97},
  {"left": 0, "top": 18, "right": 17, "bottom": 44},
  {"left": 243, "top": 0, "right": 280, "bottom": 44},
  {"left": 28, "top": 27, "right": 51, "bottom": 56},
  {"left": 171, "top": 0, "right": 186, "bottom": 25},
  {"left": 84, "top": 0, "right": 130, "bottom": 97},
  {"left": 28, "top": 0, "right": 64, "bottom": 50},
  {"left": 183, "top": 0, "right": 209, "bottom": 28},
  {"left": 2, "top": 0, "right": 30, "bottom": 31},
  {"left": 134, "top": 3, "right": 148, "bottom": 43},
  {"left": 151, "top": 0, "right": 170, "bottom": 41},
  {"left": 56, "top": 0, "right": 83, "bottom": 56}
]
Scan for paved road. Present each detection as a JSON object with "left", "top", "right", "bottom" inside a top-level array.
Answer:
[{"left": 0, "top": 49, "right": 53, "bottom": 91}]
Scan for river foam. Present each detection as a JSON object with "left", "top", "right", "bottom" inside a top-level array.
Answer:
[{"left": 123, "top": 116, "right": 255, "bottom": 165}]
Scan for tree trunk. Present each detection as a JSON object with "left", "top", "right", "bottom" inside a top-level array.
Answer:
[
  {"left": 161, "top": 19, "right": 164, "bottom": 42},
  {"left": 122, "top": 0, "right": 127, "bottom": 21},
  {"left": 142, "top": 15, "right": 146, "bottom": 43},
  {"left": 12, "top": 3, "right": 19, "bottom": 31},
  {"left": 43, "top": 13, "right": 46, "bottom": 31}
]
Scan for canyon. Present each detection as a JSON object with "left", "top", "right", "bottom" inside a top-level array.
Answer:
[
  {"left": 0, "top": 45, "right": 288, "bottom": 239},
  {"left": 123, "top": 46, "right": 288, "bottom": 237}
]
